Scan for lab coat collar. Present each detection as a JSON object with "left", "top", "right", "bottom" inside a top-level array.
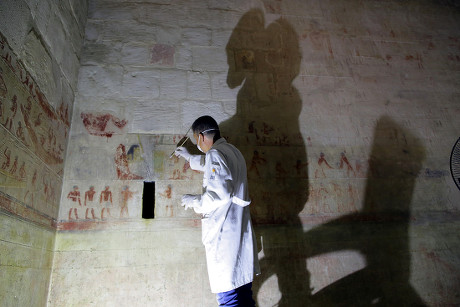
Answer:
[{"left": 212, "top": 137, "right": 227, "bottom": 148}]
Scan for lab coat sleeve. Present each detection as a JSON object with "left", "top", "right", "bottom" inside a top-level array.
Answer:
[
  {"left": 193, "top": 150, "right": 233, "bottom": 214},
  {"left": 189, "top": 154, "right": 206, "bottom": 172}
]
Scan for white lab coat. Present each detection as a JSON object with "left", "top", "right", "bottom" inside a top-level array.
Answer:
[{"left": 189, "top": 138, "right": 260, "bottom": 293}]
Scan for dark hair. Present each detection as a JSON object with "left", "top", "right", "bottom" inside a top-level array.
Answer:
[{"left": 192, "top": 115, "right": 221, "bottom": 142}]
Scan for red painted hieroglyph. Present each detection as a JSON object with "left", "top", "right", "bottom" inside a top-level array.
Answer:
[
  {"left": 81, "top": 112, "right": 128, "bottom": 138},
  {"left": 0, "top": 32, "right": 68, "bottom": 228}
]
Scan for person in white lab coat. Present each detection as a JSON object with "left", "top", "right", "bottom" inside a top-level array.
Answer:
[{"left": 174, "top": 115, "right": 260, "bottom": 306}]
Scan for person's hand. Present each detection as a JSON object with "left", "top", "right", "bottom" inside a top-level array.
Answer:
[
  {"left": 174, "top": 146, "right": 191, "bottom": 161},
  {"left": 181, "top": 194, "right": 199, "bottom": 210}
]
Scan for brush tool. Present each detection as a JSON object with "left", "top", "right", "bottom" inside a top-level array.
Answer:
[{"left": 169, "top": 126, "right": 191, "bottom": 158}]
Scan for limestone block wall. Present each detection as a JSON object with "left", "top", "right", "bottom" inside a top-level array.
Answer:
[
  {"left": 0, "top": 0, "right": 88, "bottom": 306},
  {"left": 50, "top": 0, "right": 458, "bottom": 306}
]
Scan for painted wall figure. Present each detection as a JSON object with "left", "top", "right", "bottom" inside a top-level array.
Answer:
[
  {"left": 0, "top": 72, "right": 7, "bottom": 97},
  {"left": 160, "top": 185, "right": 172, "bottom": 199},
  {"left": 9, "top": 155, "right": 18, "bottom": 174},
  {"left": 170, "top": 169, "right": 181, "bottom": 180},
  {"left": 84, "top": 186, "right": 97, "bottom": 220},
  {"left": 18, "top": 162, "right": 26, "bottom": 181},
  {"left": 100, "top": 186, "right": 113, "bottom": 219},
  {"left": 315, "top": 152, "right": 333, "bottom": 178},
  {"left": 354, "top": 159, "right": 367, "bottom": 178},
  {"left": 347, "top": 183, "right": 358, "bottom": 212},
  {"left": 1, "top": 148, "right": 10, "bottom": 169},
  {"left": 320, "top": 183, "right": 333, "bottom": 213},
  {"left": 248, "top": 150, "right": 267, "bottom": 177},
  {"left": 310, "top": 183, "right": 330, "bottom": 214},
  {"left": 120, "top": 185, "right": 134, "bottom": 218},
  {"left": 58, "top": 101, "right": 69, "bottom": 126},
  {"left": 43, "top": 176, "right": 51, "bottom": 203},
  {"left": 115, "top": 144, "right": 143, "bottom": 180},
  {"left": 1, "top": 47, "right": 14, "bottom": 71},
  {"left": 182, "top": 162, "right": 191, "bottom": 177},
  {"left": 4, "top": 94, "right": 17, "bottom": 131},
  {"left": 16, "top": 121, "right": 27, "bottom": 144},
  {"left": 160, "top": 185, "right": 174, "bottom": 217},
  {"left": 168, "top": 155, "right": 199, "bottom": 180},
  {"left": 67, "top": 185, "right": 81, "bottom": 220},
  {"left": 332, "top": 183, "right": 345, "bottom": 213},
  {"left": 339, "top": 151, "right": 356, "bottom": 177},
  {"left": 0, "top": 73, "right": 7, "bottom": 121},
  {"left": 295, "top": 159, "right": 309, "bottom": 178},
  {"left": 24, "top": 169, "right": 37, "bottom": 207},
  {"left": 182, "top": 161, "right": 200, "bottom": 179}
]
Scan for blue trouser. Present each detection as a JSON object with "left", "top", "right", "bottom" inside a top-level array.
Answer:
[{"left": 216, "top": 282, "right": 255, "bottom": 306}]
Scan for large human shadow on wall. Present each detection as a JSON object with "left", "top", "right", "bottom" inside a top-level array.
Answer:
[
  {"left": 303, "top": 116, "right": 426, "bottom": 306},
  {"left": 219, "top": 8, "right": 311, "bottom": 306},
  {"left": 220, "top": 9, "right": 426, "bottom": 306}
]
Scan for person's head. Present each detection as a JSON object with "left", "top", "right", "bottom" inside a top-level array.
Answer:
[{"left": 191, "top": 115, "right": 221, "bottom": 153}]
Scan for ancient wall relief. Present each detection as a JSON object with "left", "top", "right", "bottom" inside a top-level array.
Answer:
[
  {"left": 60, "top": 182, "right": 140, "bottom": 228},
  {"left": 0, "top": 32, "right": 68, "bottom": 227},
  {"left": 81, "top": 112, "right": 127, "bottom": 138}
]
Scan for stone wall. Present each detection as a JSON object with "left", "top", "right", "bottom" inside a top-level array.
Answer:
[
  {"left": 0, "top": 0, "right": 87, "bottom": 306},
  {"left": 50, "top": 1, "right": 460, "bottom": 306}
]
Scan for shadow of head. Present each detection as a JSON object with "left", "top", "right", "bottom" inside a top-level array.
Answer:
[
  {"left": 225, "top": 8, "right": 301, "bottom": 90},
  {"left": 364, "top": 115, "right": 426, "bottom": 214}
]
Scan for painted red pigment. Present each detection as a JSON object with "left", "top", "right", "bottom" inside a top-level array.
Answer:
[{"left": 81, "top": 112, "right": 128, "bottom": 137}]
